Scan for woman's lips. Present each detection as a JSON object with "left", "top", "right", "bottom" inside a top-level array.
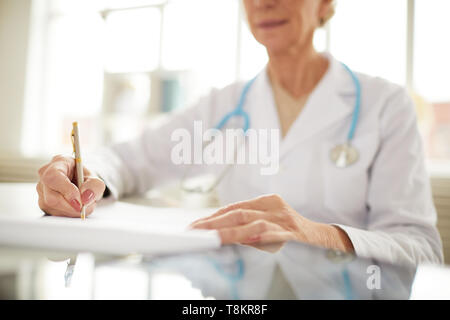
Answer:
[{"left": 257, "top": 19, "right": 288, "bottom": 30}]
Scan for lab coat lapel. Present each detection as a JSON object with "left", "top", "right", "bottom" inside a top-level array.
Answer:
[
  {"left": 279, "top": 54, "right": 356, "bottom": 159},
  {"left": 247, "top": 68, "right": 282, "bottom": 137}
]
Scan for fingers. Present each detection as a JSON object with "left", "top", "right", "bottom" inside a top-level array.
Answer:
[
  {"left": 214, "top": 198, "right": 265, "bottom": 216},
  {"left": 43, "top": 183, "right": 82, "bottom": 217},
  {"left": 191, "top": 194, "right": 284, "bottom": 225},
  {"left": 37, "top": 155, "right": 103, "bottom": 218},
  {"left": 191, "top": 198, "right": 266, "bottom": 225},
  {"left": 190, "top": 194, "right": 297, "bottom": 246},
  {"left": 191, "top": 209, "right": 270, "bottom": 229},
  {"left": 218, "top": 220, "right": 282, "bottom": 245},
  {"left": 39, "top": 159, "right": 81, "bottom": 206},
  {"left": 84, "top": 202, "right": 97, "bottom": 217},
  {"left": 38, "top": 182, "right": 78, "bottom": 217},
  {"left": 37, "top": 182, "right": 97, "bottom": 218},
  {"left": 243, "top": 231, "right": 296, "bottom": 245},
  {"left": 80, "top": 177, "right": 105, "bottom": 207},
  {"left": 219, "top": 194, "right": 284, "bottom": 213}
]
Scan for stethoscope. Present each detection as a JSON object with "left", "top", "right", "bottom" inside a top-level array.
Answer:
[
  {"left": 181, "top": 62, "right": 361, "bottom": 193},
  {"left": 326, "top": 248, "right": 356, "bottom": 300},
  {"left": 330, "top": 63, "right": 361, "bottom": 168},
  {"left": 180, "top": 77, "right": 258, "bottom": 194}
]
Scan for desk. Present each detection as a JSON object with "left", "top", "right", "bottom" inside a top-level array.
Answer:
[{"left": 1, "top": 183, "right": 450, "bottom": 300}]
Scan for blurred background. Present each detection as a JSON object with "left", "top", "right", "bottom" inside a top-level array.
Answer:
[
  {"left": 0, "top": 0, "right": 449, "bottom": 168},
  {"left": 0, "top": 0, "right": 449, "bottom": 262}
]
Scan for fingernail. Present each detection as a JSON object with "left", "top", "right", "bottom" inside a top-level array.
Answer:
[
  {"left": 70, "top": 199, "right": 81, "bottom": 212},
  {"left": 246, "top": 235, "right": 260, "bottom": 243},
  {"left": 81, "top": 189, "right": 94, "bottom": 205}
]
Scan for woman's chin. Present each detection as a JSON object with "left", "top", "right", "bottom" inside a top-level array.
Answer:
[
  {"left": 254, "top": 33, "right": 294, "bottom": 54},
  {"left": 260, "top": 40, "right": 294, "bottom": 56}
]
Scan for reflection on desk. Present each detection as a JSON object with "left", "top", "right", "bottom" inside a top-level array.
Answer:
[
  {"left": 1, "top": 182, "right": 449, "bottom": 299},
  {"left": 0, "top": 241, "right": 428, "bottom": 300}
]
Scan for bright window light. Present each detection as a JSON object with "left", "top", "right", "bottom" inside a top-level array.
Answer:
[
  {"left": 329, "top": 0, "right": 407, "bottom": 86},
  {"left": 162, "top": 0, "right": 238, "bottom": 96},
  {"left": 42, "top": 13, "right": 105, "bottom": 154},
  {"left": 413, "top": 0, "right": 450, "bottom": 161},
  {"left": 238, "top": 19, "right": 268, "bottom": 81},
  {"left": 19, "top": 0, "right": 450, "bottom": 165},
  {"left": 414, "top": 0, "right": 450, "bottom": 102},
  {"left": 104, "top": 8, "right": 161, "bottom": 73}
]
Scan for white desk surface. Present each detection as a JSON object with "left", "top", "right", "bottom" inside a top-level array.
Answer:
[
  {"left": 2, "top": 183, "right": 450, "bottom": 300},
  {"left": 0, "top": 182, "right": 220, "bottom": 257}
]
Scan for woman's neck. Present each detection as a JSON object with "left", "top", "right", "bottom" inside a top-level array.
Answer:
[{"left": 267, "top": 45, "right": 329, "bottom": 99}]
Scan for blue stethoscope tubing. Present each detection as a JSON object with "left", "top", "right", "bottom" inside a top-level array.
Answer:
[
  {"left": 341, "top": 63, "right": 361, "bottom": 142},
  {"left": 206, "top": 254, "right": 244, "bottom": 300},
  {"left": 207, "top": 64, "right": 360, "bottom": 299},
  {"left": 214, "top": 76, "right": 258, "bottom": 133},
  {"left": 207, "top": 64, "right": 361, "bottom": 298},
  {"left": 215, "top": 62, "right": 361, "bottom": 145}
]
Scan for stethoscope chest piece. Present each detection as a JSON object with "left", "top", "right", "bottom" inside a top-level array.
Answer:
[
  {"left": 330, "top": 142, "right": 359, "bottom": 168},
  {"left": 326, "top": 249, "right": 355, "bottom": 264}
]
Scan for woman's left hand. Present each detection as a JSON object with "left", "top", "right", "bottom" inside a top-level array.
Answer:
[{"left": 190, "top": 194, "right": 354, "bottom": 253}]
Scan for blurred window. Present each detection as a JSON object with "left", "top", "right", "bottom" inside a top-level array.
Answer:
[
  {"left": 104, "top": 7, "right": 161, "bottom": 73},
  {"left": 23, "top": 0, "right": 450, "bottom": 167},
  {"left": 413, "top": 0, "right": 450, "bottom": 161},
  {"left": 329, "top": 0, "right": 407, "bottom": 86},
  {"left": 161, "top": 0, "right": 238, "bottom": 104}
]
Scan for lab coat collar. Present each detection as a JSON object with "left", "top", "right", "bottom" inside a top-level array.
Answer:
[{"left": 253, "top": 52, "right": 357, "bottom": 159}]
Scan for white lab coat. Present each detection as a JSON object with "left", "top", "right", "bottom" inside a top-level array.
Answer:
[{"left": 87, "top": 53, "right": 443, "bottom": 267}]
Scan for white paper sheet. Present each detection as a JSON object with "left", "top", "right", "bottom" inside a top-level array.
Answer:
[{"left": 0, "top": 201, "right": 221, "bottom": 256}]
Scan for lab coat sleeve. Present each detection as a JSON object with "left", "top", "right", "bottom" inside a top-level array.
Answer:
[
  {"left": 334, "top": 87, "right": 444, "bottom": 266},
  {"left": 84, "top": 87, "right": 232, "bottom": 200}
]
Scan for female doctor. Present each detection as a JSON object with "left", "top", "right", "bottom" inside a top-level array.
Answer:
[{"left": 36, "top": 0, "right": 443, "bottom": 266}]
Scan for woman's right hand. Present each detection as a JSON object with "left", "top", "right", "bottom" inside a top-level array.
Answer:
[{"left": 36, "top": 155, "right": 106, "bottom": 217}]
